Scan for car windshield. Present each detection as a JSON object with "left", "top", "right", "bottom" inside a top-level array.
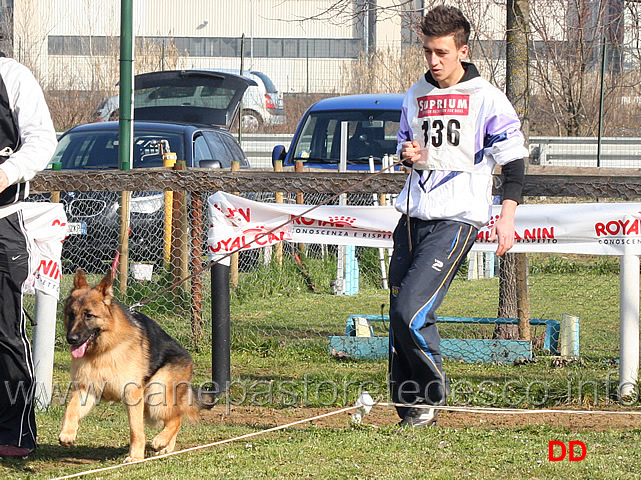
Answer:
[
  {"left": 292, "top": 110, "right": 400, "bottom": 165},
  {"left": 52, "top": 130, "right": 185, "bottom": 169}
]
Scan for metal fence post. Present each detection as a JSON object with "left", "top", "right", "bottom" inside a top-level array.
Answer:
[
  {"left": 619, "top": 254, "right": 639, "bottom": 398},
  {"left": 211, "top": 262, "right": 230, "bottom": 394},
  {"left": 32, "top": 290, "right": 58, "bottom": 410}
]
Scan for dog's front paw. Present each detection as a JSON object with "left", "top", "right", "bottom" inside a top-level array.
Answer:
[
  {"left": 59, "top": 432, "right": 76, "bottom": 447},
  {"left": 124, "top": 455, "right": 144, "bottom": 463},
  {"left": 151, "top": 437, "right": 168, "bottom": 453},
  {"left": 153, "top": 446, "right": 172, "bottom": 456}
]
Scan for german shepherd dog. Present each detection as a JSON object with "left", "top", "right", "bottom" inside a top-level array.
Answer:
[{"left": 59, "top": 269, "right": 214, "bottom": 462}]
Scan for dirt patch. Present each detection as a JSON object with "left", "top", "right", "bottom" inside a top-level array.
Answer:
[
  {"left": 200, "top": 404, "right": 641, "bottom": 431},
  {"left": 438, "top": 410, "right": 641, "bottom": 431}
]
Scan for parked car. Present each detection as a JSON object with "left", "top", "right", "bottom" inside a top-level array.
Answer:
[
  {"left": 95, "top": 69, "right": 285, "bottom": 132},
  {"left": 44, "top": 69, "right": 254, "bottom": 272},
  {"left": 272, "top": 93, "right": 403, "bottom": 171},
  {"left": 227, "top": 69, "right": 286, "bottom": 132}
]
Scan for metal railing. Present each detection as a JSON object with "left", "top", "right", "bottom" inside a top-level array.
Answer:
[
  {"left": 529, "top": 136, "right": 641, "bottom": 167},
  {"left": 241, "top": 133, "right": 641, "bottom": 169}
]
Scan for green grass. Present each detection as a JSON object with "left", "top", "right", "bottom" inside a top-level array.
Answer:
[
  {"left": 6, "top": 410, "right": 641, "bottom": 479},
  {"left": 6, "top": 254, "right": 641, "bottom": 478}
]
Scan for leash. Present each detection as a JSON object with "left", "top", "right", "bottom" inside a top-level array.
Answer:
[
  {"left": 404, "top": 169, "right": 433, "bottom": 255},
  {"left": 130, "top": 158, "right": 407, "bottom": 309},
  {"left": 405, "top": 169, "right": 413, "bottom": 253},
  {"left": 50, "top": 405, "right": 361, "bottom": 480}
]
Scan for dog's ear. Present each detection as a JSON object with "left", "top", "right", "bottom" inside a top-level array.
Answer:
[
  {"left": 74, "top": 269, "right": 89, "bottom": 289},
  {"left": 96, "top": 270, "right": 115, "bottom": 305}
]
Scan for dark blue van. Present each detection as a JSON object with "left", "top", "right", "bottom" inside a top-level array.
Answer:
[{"left": 272, "top": 93, "right": 403, "bottom": 171}]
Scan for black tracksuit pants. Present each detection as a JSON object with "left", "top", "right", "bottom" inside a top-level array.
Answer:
[
  {"left": 0, "top": 212, "right": 36, "bottom": 449},
  {"left": 388, "top": 216, "right": 477, "bottom": 419}
]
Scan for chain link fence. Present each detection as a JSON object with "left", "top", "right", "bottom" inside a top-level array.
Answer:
[{"left": 27, "top": 166, "right": 641, "bottom": 407}]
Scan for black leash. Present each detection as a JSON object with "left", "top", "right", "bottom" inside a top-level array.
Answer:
[
  {"left": 406, "top": 169, "right": 413, "bottom": 253},
  {"left": 405, "top": 169, "right": 432, "bottom": 255}
]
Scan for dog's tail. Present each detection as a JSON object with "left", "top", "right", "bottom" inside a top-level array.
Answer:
[{"left": 191, "top": 387, "right": 218, "bottom": 410}]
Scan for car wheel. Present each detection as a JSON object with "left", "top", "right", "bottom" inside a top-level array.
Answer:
[{"left": 241, "top": 110, "right": 263, "bottom": 132}]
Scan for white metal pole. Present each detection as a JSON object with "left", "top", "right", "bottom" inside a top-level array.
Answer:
[
  {"left": 370, "top": 155, "right": 388, "bottom": 290},
  {"left": 334, "top": 121, "right": 349, "bottom": 295},
  {"left": 467, "top": 252, "right": 477, "bottom": 280},
  {"left": 619, "top": 254, "right": 639, "bottom": 398},
  {"left": 32, "top": 290, "right": 58, "bottom": 410},
  {"left": 339, "top": 121, "right": 348, "bottom": 174}
]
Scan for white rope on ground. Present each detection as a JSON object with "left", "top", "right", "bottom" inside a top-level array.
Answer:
[
  {"left": 49, "top": 400, "right": 641, "bottom": 479},
  {"left": 50, "top": 405, "right": 359, "bottom": 480},
  {"left": 376, "top": 402, "right": 641, "bottom": 415}
]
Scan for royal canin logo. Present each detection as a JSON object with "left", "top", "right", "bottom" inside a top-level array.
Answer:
[
  {"left": 476, "top": 227, "right": 556, "bottom": 242},
  {"left": 594, "top": 217, "right": 641, "bottom": 237},
  {"left": 292, "top": 216, "right": 359, "bottom": 229},
  {"left": 477, "top": 215, "right": 555, "bottom": 242},
  {"left": 417, "top": 94, "right": 469, "bottom": 117},
  {"left": 38, "top": 260, "right": 62, "bottom": 281},
  {"left": 211, "top": 203, "right": 251, "bottom": 226},
  {"left": 208, "top": 227, "right": 288, "bottom": 253}
]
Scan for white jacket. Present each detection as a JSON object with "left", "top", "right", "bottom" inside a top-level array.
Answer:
[
  {"left": 0, "top": 57, "right": 57, "bottom": 189},
  {"left": 395, "top": 64, "right": 528, "bottom": 229}
]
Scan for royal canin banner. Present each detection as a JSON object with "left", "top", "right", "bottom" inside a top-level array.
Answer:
[
  {"left": 0, "top": 202, "right": 67, "bottom": 298},
  {"left": 474, "top": 203, "right": 641, "bottom": 255},
  {"left": 207, "top": 192, "right": 398, "bottom": 265},
  {"left": 207, "top": 192, "right": 641, "bottom": 265}
]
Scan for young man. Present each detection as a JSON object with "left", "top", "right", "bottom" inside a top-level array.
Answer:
[
  {"left": 0, "top": 53, "right": 58, "bottom": 457},
  {"left": 389, "top": 5, "right": 527, "bottom": 427}
]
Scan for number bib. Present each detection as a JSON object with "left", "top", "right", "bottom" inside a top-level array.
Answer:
[{"left": 411, "top": 86, "right": 476, "bottom": 172}]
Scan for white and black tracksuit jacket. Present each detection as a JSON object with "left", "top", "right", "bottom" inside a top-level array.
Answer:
[{"left": 0, "top": 56, "right": 57, "bottom": 450}]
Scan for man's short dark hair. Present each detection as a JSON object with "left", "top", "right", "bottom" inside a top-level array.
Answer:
[{"left": 421, "top": 5, "right": 471, "bottom": 48}]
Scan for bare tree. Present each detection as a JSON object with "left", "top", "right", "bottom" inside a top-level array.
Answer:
[
  {"left": 528, "top": 0, "right": 626, "bottom": 136},
  {"left": 305, "top": 0, "right": 637, "bottom": 137},
  {"left": 496, "top": 0, "right": 531, "bottom": 342},
  {"left": 0, "top": 4, "right": 13, "bottom": 57},
  {"left": 11, "top": 0, "right": 55, "bottom": 83},
  {"left": 460, "top": 0, "right": 508, "bottom": 87},
  {"left": 337, "top": 0, "right": 510, "bottom": 94},
  {"left": 611, "top": 1, "right": 641, "bottom": 136},
  {"left": 339, "top": 45, "right": 425, "bottom": 94},
  {"left": 625, "top": 0, "right": 641, "bottom": 66}
]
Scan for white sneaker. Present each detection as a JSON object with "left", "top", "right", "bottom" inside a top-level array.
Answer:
[{"left": 398, "top": 407, "right": 438, "bottom": 427}]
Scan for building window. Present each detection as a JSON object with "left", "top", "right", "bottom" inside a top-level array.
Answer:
[
  {"left": 283, "top": 38, "right": 298, "bottom": 57},
  {"left": 48, "top": 35, "right": 361, "bottom": 59},
  {"left": 267, "top": 38, "right": 283, "bottom": 57},
  {"left": 250, "top": 38, "right": 267, "bottom": 57}
]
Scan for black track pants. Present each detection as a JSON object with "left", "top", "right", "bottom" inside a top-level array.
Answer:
[
  {"left": 0, "top": 211, "right": 36, "bottom": 449},
  {"left": 388, "top": 216, "right": 477, "bottom": 419}
]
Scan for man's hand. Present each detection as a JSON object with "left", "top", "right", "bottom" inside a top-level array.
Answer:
[
  {"left": 0, "top": 170, "right": 8, "bottom": 194},
  {"left": 400, "top": 140, "right": 422, "bottom": 164},
  {"left": 488, "top": 199, "right": 518, "bottom": 257}
]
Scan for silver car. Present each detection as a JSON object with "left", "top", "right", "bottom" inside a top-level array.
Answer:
[{"left": 95, "top": 69, "right": 285, "bottom": 132}]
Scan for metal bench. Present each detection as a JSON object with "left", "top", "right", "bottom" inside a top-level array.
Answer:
[{"left": 328, "top": 314, "right": 570, "bottom": 364}]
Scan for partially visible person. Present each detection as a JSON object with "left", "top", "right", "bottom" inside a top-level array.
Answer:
[
  {"left": 94, "top": 94, "right": 119, "bottom": 122},
  {"left": 389, "top": 5, "right": 527, "bottom": 427},
  {"left": 0, "top": 52, "right": 58, "bottom": 458}
]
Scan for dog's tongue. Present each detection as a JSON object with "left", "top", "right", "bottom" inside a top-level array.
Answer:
[{"left": 71, "top": 339, "right": 89, "bottom": 359}]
